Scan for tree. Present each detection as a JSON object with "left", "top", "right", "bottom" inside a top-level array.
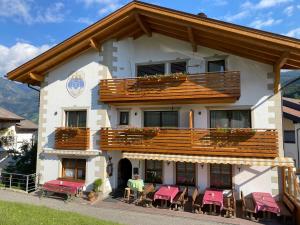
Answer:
[{"left": 5, "top": 142, "right": 37, "bottom": 174}]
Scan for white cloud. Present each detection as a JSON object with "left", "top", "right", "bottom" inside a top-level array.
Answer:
[
  {"left": 286, "top": 28, "right": 300, "bottom": 38},
  {"left": 0, "top": 42, "right": 52, "bottom": 76},
  {"left": 283, "top": 5, "right": 294, "bottom": 16},
  {"left": 250, "top": 18, "right": 282, "bottom": 29},
  {"left": 224, "top": 11, "right": 249, "bottom": 22},
  {"left": 0, "top": 0, "right": 66, "bottom": 24},
  {"left": 77, "top": 0, "right": 125, "bottom": 15},
  {"left": 242, "top": 0, "right": 291, "bottom": 9},
  {"left": 76, "top": 17, "right": 95, "bottom": 25}
]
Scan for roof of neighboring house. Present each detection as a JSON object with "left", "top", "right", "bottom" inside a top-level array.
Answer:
[
  {"left": 0, "top": 107, "right": 24, "bottom": 122},
  {"left": 283, "top": 97, "right": 300, "bottom": 123},
  {"left": 7, "top": 1, "right": 300, "bottom": 85},
  {"left": 16, "top": 119, "right": 38, "bottom": 131}
]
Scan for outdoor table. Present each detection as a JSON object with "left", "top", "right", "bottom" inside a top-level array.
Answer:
[
  {"left": 252, "top": 192, "right": 280, "bottom": 218},
  {"left": 42, "top": 179, "right": 85, "bottom": 199},
  {"left": 154, "top": 185, "right": 179, "bottom": 208},
  {"left": 127, "top": 179, "right": 144, "bottom": 192},
  {"left": 202, "top": 189, "right": 224, "bottom": 215}
]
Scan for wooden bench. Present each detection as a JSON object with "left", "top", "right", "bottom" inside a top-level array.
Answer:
[{"left": 277, "top": 195, "right": 295, "bottom": 224}]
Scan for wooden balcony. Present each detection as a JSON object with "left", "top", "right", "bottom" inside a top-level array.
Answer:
[
  {"left": 54, "top": 127, "right": 90, "bottom": 150},
  {"left": 100, "top": 128, "right": 278, "bottom": 158},
  {"left": 99, "top": 71, "right": 240, "bottom": 104}
]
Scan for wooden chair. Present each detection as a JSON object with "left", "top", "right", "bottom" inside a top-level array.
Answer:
[
  {"left": 241, "top": 191, "right": 257, "bottom": 221},
  {"left": 223, "top": 190, "right": 236, "bottom": 218},
  {"left": 171, "top": 187, "right": 187, "bottom": 211},
  {"left": 123, "top": 187, "right": 134, "bottom": 203},
  {"left": 137, "top": 183, "right": 155, "bottom": 207},
  {"left": 192, "top": 188, "right": 203, "bottom": 213},
  {"left": 277, "top": 195, "right": 295, "bottom": 225}
]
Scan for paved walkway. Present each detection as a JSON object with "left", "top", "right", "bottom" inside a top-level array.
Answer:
[{"left": 0, "top": 190, "right": 283, "bottom": 225}]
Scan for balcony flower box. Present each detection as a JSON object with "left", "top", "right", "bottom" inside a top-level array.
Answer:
[
  {"left": 124, "top": 127, "right": 160, "bottom": 136},
  {"left": 137, "top": 73, "right": 187, "bottom": 84}
]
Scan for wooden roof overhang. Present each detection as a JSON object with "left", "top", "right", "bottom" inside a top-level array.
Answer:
[{"left": 7, "top": 1, "right": 300, "bottom": 93}]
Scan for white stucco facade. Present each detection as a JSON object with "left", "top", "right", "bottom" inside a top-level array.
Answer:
[{"left": 37, "top": 34, "right": 283, "bottom": 197}]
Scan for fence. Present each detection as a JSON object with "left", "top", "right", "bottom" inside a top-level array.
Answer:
[{"left": 0, "top": 172, "right": 38, "bottom": 193}]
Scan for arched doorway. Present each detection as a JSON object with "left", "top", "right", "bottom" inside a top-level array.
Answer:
[{"left": 118, "top": 158, "right": 132, "bottom": 188}]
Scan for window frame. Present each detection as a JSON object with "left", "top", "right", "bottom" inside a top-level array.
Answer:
[
  {"left": 136, "top": 63, "right": 166, "bottom": 77},
  {"left": 61, "top": 158, "right": 86, "bottom": 181},
  {"left": 209, "top": 110, "right": 252, "bottom": 128},
  {"left": 143, "top": 110, "right": 179, "bottom": 128},
  {"left": 65, "top": 110, "right": 87, "bottom": 128},
  {"left": 144, "top": 160, "right": 163, "bottom": 184},
  {"left": 207, "top": 59, "right": 226, "bottom": 72},
  {"left": 284, "top": 130, "right": 296, "bottom": 143},
  {"left": 119, "top": 111, "right": 130, "bottom": 126},
  {"left": 176, "top": 162, "right": 196, "bottom": 186},
  {"left": 210, "top": 164, "right": 232, "bottom": 189}
]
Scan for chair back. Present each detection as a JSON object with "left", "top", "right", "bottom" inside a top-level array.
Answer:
[
  {"left": 192, "top": 188, "right": 199, "bottom": 204},
  {"left": 179, "top": 187, "right": 187, "bottom": 202}
]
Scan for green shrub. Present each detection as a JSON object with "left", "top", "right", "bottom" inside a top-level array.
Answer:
[{"left": 93, "top": 179, "right": 103, "bottom": 193}]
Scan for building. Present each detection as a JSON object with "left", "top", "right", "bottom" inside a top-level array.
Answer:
[
  {"left": 283, "top": 97, "right": 300, "bottom": 168},
  {"left": 0, "top": 107, "right": 38, "bottom": 171},
  {"left": 7, "top": 1, "right": 300, "bottom": 197}
]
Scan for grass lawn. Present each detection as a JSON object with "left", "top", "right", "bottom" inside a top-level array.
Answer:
[{"left": 0, "top": 200, "right": 122, "bottom": 225}]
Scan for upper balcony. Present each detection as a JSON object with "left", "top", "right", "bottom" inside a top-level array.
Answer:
[
  {"left": 54, "top": 127, "right": 90, "bottom": 150},
  {"left": 99, "top": 71, "right": 240, "bottom": 105},
  {"left": 100, "top": 128, "right": 278, "bottom": 158}
]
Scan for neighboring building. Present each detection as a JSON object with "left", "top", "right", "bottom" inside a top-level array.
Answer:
[
  {"left": 0, "top": 107, "right": 38, "bottom": 171},
  {"left": 283, "top": 97, "right": 300, "bottom": 168},
  {"left": 7, "top": 2, "right": 300, "bottom": 197}
]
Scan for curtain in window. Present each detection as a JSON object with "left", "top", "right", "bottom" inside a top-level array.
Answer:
[
  {"left": 210, "top": 164, "right": 232, "bottom": 189},
  {"left": 210, "top": 110, "right": 251, "bottom": 128},
  {"left": 145, "top": 160, "right": 162, "bottom": 183},
  {"left": 176, "top": 162, "right": 195, "bottom": 186}
]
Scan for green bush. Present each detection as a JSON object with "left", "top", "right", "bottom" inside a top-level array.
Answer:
[{"left": 93, "top": 179, "right": 103, "bottom": 193}]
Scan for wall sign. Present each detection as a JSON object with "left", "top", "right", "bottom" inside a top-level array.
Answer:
[{"left": 66, "top": 71, "right": 85, "bottom": 98}]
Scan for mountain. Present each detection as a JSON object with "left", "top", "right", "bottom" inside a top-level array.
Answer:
[
  {"left": 0, "top": 77, "right": 39, "bottom": 123},
  {"left": 281, "top": 70, "right": 300, "bottom": 99}
]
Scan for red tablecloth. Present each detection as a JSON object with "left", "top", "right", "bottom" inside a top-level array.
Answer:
[
  {"left": 154, "top": 185, "right": 179, "bottom": 203},
  {"left": 43, "top": 180, "right": 85, "bottom": 195},
  {"left": 202, "top": 189, "right": 224, "bottom": 209},
  {"left": 252, "top": 192, "right": 280, "bottom": 214}
]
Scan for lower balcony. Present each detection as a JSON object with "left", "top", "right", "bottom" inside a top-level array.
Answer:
[
  {"left": 100, "top": 128, "right": 278, "bottom": 158},
  {"left": 54, "top": 127, "right": 90, "bottom": 150}
]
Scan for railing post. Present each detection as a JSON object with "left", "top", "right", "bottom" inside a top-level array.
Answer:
[
  {"left": 288, "top": 167, "right": 292, "bottom": 195},
  {"left": 25, "top": 175, "right": 29, "bottom": 193},
  {"left": 9, "top": 174, "right": 12, "bottom": 189}
]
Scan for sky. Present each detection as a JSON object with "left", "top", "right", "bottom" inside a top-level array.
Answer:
[{"left": 1, "top": 0, "right": 300, "bottom": 76}]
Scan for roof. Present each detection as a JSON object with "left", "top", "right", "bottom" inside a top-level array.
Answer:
[
  {"left": 0, "top": 107, "right": 24, "bottom": 122},
  {"left": 283, "top": 97, "right": 300, "bottom": 123},
  {"left": 16, "top": 119, "right": 38, "bottom": 130},
  {"left": 7, "top": 1, "right": 300, "bottom": 85}
]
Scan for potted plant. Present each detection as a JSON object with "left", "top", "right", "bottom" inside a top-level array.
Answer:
[
  {"left": 137, "top": 73, "right": 187, "bottom": 84},
  {"left": 124, "top": 127, "right": 160, "bottom": 136},
  {"left": 88, "top": 178, "right": 103, "bottom": 202}
]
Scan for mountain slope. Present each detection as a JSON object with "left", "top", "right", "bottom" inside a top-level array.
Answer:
[
  {"left": 281, "top": 70, "right": 300, "bottom": 99},
  {"left": 0, "top": 77, "right": 39, "bottom": 123}
]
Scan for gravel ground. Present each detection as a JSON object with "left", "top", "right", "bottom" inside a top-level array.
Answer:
[{"left": 0, "top": 190, "right": 281, "bottom": 225}]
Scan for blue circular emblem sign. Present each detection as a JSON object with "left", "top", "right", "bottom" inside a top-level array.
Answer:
[{"left": 66, "top": 71, "right": 85, "bottom": 98}]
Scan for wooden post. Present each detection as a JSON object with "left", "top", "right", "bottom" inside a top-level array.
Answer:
[
  {"left": 282, "top": 167, "right": 286, "bottom": 194},
  {"left": 293, "top": 173, "right": 298, "bottom": 199},
  {"left": 189, "top": 110, "right": 194, "bottom": 129},
  {"left": 288, "top": 167, "right": 292, "bottom": 195},
  {"left": 26, "top": 175, "right": 29, "bottom": 193}
]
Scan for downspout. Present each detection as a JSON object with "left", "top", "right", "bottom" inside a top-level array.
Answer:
[
  {"left": 297, "top": 128, "right": 300, "bottom": 168},
  {"left": 28, "top": 84, "right": 40, "bottom": 106}
]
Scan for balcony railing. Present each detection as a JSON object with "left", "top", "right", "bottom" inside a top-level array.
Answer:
[
  {"left": 99, "top": 71, "right": 240, "bottom": 104},
  {"left": 54, "top": 127, "right": 90, "bottom": 150},
  {"left": 100, "top": 128, "right": 278, "bottom": 158}
]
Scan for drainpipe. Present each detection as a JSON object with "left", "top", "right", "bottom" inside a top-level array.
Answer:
[
  {"left": 28, "top": 84, "right": 40, "bottom": 107},
  {"left": 297, "top": 128, "right": 300, "bottom": 169}
]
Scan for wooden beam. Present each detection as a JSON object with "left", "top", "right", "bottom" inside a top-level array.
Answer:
[
  {"left": 276, "top": 51, "right": 290, "bottom": 68},
  {"left": 187, "top": 27, "right": 197, "bottom": 52},
  {"left": 29, "top": 72, "right": 43, "bottom": 82},
  {"left": 274, "top": 51, "right": 290, "bottom": 93},
  {"left": 89, "top": 38, "right": 101, "bottom": 51},
  {"left": 134, "top": 13, "right": 152, "bottom": 37}
]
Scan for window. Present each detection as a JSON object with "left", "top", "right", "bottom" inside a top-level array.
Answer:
[
  {"left": 62, "top": 158, "right": 86, "bottom": 180},
  {"left": 171, "top": 61, "right": 187, "bottom": 73},
  {"left": 176, "top": 162, "right": 195, "bottom": 186},
  {"left": 207, "top": 60, "right": 225, "bottom": 72},
  {"left": 210, "top": 164, "right": 232, "bottom": 189},
  {"left": 144, "top": 111, "right": 178, "bottom": 127},
  {"left": 137, "top": 64, "right": 165, "bottom": 77},
  {"left": 284, "top": 130, "right": 296, "bottom": 143},
  {"left": 119, "top": 111, "right": 129, "bottom": 125},
  {"left": 210, "top": 110, "right": 251, "bottom": 128},
  {"left": 145, "top": 160, "right": 163, "bottom": 183},
  {"left": 65, "top": 110, "right": 87, "bottom": 127}
]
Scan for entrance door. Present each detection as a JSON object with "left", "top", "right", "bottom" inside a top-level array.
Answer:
[{"left": 118, "top": 158, "right": 132, "bottom": 188}]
